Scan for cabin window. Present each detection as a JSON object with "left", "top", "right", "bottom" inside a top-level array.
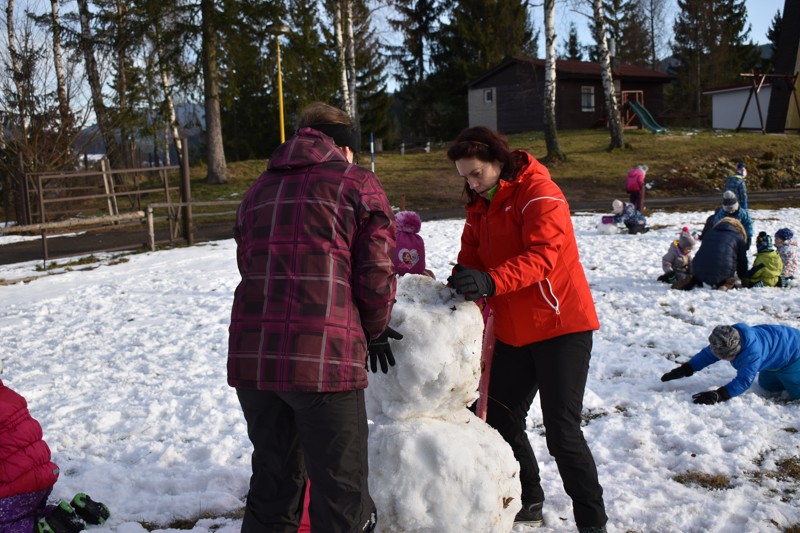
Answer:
[
  {"left": 484, "top": 88, "right": 494, "bottom": 104},
  {"left": 581, "top": 86, "right": 595, "bottom": 112}
]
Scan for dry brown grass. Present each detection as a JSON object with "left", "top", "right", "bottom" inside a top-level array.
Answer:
[
  {"left": 672, "top": 470, "right": 734, "bottom": 490},
  {"left": 187, "top": 128, "right": 800, "bottom": 214}
]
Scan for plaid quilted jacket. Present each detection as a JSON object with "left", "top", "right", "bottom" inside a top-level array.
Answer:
[{"left": 227, "top": 128, "right": 396, "bottom": 392}]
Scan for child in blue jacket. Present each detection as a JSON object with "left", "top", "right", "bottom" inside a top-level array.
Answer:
[
  {"left": 660, "top": 324, "right": 800, "bottom": 403},
  {"left": 611, "top": 199, "right": 648, "bottom": 234},
  {"left": 723, "top": 162, "right": 748, "bottom": 209}
]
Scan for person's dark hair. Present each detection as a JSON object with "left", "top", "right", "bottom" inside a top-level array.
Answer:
[
  {"left": 446, "top": 126, "right": 518, "bottom": 204},
  {"left": 297, "top": 102, "right": 359, "bottom": 152}
]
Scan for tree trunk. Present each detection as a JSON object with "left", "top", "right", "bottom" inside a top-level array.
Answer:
[
  {"left": 76, "top": 0, "right": 123, "bottom": 169},
  {"left": 344, "top": 0, "right": 360, "bottom": 137},
  {"left": 592, "top": 0, "right": 626, "bottom": 150},
  {"left": 201, "top": 0, "right": 228, "bottom": 184},
  {"left": 334, "top": 1, "right": 351, "bottom": 114},
  {"left": 542, "top": 0, "right": 565, "bottom": 162},
  {"left": 49, "top": 0, "right": 71, "bottom": 131},
  {"left": 115, "top": 0, "right": 132, "bottom": 168},
  {"left": 6, "top": 0, "right": 28, "bottom": 142},
  {"left": 154, "top": 20, "right": 183, "bottom": 165}
]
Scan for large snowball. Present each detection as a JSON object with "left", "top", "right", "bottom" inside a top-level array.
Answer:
[
  {"left": 369, "top": 412, "right": 522, "bottom": 533},
  {"left": 365, "top": 275, "right": 484, "bottom": 421}
]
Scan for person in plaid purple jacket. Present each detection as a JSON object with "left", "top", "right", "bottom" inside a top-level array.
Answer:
[{"left": 228, "top": 102, "right": 398, "bottom": 533}]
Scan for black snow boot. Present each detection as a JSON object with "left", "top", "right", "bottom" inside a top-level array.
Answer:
[
  {"left": 45, "top": 501, "right": 85, "bottom": 533},
  {"left": 514, "top": 501, "right": 544, "bottom": 526},
  {"left": 70, "top": 493, "right": 110, "bottom": 525},
  {"left": 578, "top": 526, "right": 608, "bottom": 533}
]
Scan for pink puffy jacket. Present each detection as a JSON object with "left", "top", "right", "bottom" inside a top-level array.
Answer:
[
  {"left": 0, "top": 380, "right": 60, "bottom": 498},
  {"left": 626, "top": 168, "right": 645, "bottom": 193}
]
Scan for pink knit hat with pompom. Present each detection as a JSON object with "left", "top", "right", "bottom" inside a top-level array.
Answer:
[{"left": 678, "top": 226, "right": 695, "bottom": 251}]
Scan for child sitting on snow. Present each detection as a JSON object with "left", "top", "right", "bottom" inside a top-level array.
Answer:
[
  {"left": 0, "top": 371, "right": 110, "bottom": 533},
  {"left": 775, "top": 228, "right": 797, "bottom": 286},
  {"left": 742, "top": 232, "right": 783, "bottom": 288},
  {"left": 393, "top": 210, "right": 434, "bottom": 278},
  {"left": 658, "top": 227, "right": 695, "bottom": 284},
  {"left": 611, "top": 199, "right": 648, "bottom": 234}
]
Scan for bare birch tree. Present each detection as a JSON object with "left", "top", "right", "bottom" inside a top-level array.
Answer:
[
  {"left": 641, "top": 0, "right": 670, "bottom": 70},
  {"left": 333, "top": 1, "right": 351, "bottom": 114},
  {"left": 344, "top": 0, "right": 359, "bottom": 136},
  {"left": 200, "top": 0, "right": 227, "bottom": 183},
  {"left": 542, "top": 0, "right": 565, "bottom": 162},
  {"left": 154, "top": 28, "right": 182, "bottom": 164},
  {"left": 49, "top": 0, "right": 71, "bottom": 131},
  {"left": 591, "top": 0, "right": 626, "bottom": 150}
]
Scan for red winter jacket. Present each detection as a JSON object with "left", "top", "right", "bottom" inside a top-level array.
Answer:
[
  {"left": 227, "top": 128, "right": 397, "bottom": 392},
  {"left": 0, "top": 380, "right": 59, "bottom": 498},
  {"left": 457, "top": 151, "right": 599, "bottom": 347}
]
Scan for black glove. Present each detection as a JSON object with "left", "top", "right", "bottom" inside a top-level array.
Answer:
[
  {"left": 661, "top": 363, "right": 694, "bottom": 382},
  {"left": 657, "top": 273, "right": 677, "bottom": 284},
  {"left": 447, "top": 264, "right": 495, "bottom": 301},
  {"left": 368, "top": 327, "right": 403, "bottom": 373},
  {"left": 692, "top": 387, "right": 730, "bottom": 405}
]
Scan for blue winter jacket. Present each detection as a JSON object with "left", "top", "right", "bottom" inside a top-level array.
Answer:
[
  {"left": 612, "top": 202, "right": 646, "bottom": 227},
  {"left": 692, "top": 218, "right": 748, "bottom": 286},
  {"left": 688, "top": 323, "right": 800, "bottom": 397},
  {"left": 724, "top": 175, "right": 748, "bottom": 209},
  {"left": 711, "top": 206, "right": 753, "bottom": 246}
]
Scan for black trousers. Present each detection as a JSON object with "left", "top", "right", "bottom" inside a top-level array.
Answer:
[
  {"left": 236, "top": 388, "right": 376, "bottom": 533},
  {"left": 486, "top": 330, "right": 608, "bottom": 528}
]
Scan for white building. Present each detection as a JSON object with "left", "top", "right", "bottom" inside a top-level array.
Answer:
[{"left": 703, "top": 83, "right": 773, "bottom": 131}]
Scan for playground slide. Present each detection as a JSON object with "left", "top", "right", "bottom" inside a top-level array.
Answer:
[{"left": 628, "top": 100, "right": 667, "bottom": 134}]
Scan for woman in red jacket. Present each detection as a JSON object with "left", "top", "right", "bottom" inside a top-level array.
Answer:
[{"left": 446, "top": 127, "right": 607, "bottom": 533}]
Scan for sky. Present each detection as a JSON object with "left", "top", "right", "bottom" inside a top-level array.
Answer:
[
  {"left": 2, "top": 199, "right": 800, "bottom": 532},
  {"left": 540, "top": 0, "right": 783, "bottom": 57}
]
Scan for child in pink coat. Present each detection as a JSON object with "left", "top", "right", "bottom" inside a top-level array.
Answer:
[
  {"left": 392, "top": 211, "right": 433, "bottom": 277},
  {"left": 0, "top": 375, "right": 109, "bottom": 533}
]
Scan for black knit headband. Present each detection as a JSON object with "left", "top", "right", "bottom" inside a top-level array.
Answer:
[{"left": 308, "top": 123, "right": 360, "bottom": 153}]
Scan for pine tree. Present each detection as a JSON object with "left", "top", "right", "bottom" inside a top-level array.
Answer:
[
  {"left": 424, "top": 0, "right": 535, "bottom": 138},
  {"left": 353, "top": 0, "right": 393, "bottom": 147},
  {"left": 283, "top": 0, "right": 338, "bottom": 128},
  {"left": 561, "top": 22, "right": 584, "bottom": 60},
  {"left": 766, "top": 10, "right": 782, "bottom": 72},
  {"left": 586, "top": 0, "right": 648, "bottom": 66},
  {"left": 389, "top": 0, "right": 443, "bottom": 87},
  {"left": 669, "top": 0, "right": 760, "bottom": 125},
  {"left": 617, "top": 0, "right": 650, "bottom": 66}
]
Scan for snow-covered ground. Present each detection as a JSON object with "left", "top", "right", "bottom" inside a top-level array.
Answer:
[{"left": 2, "top": 207, "right": 799, "bottom": 533}]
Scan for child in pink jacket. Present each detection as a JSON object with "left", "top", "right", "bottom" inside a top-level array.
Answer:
[
  {"left": 392, "top": 211, "right": 433, "bottom": 277},
  {"left": 0, "top": 377, "right": 109, "bottom": 533}
]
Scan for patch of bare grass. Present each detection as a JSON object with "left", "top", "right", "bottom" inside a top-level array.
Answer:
[{"left": 672, "top": 470, "right": 733, "bottom": 490}]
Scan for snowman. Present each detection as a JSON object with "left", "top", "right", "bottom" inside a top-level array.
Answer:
[{"left": 365, "top": 274, "right": 521, "bottom": 532}]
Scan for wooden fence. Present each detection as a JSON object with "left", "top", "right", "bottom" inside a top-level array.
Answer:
[{"left": 1, "top": 143, "right": 196, "bottom": 263}]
